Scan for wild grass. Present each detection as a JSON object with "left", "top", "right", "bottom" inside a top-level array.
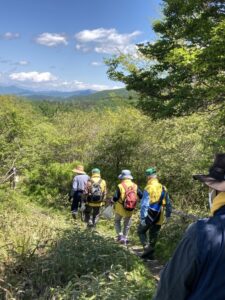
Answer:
[{"left": 0, "top": 191, "right": 156, "bottom": 299}]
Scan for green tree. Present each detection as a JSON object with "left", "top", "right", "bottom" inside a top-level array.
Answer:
[{"left": 106, "top": 0, "right": 225, "bottom": 118}]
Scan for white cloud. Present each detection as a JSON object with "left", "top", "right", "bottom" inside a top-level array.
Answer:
[
  {"left": 1, "top": 32, "right": 20, "bottom": 40},
  {"left": 4, "top": 71, "right": 123, "bottom": 92},
  {"left": 54, "top": 79, "right": 121, "bottom": 91},
  {"left": 74, "top": 28, "right": 141, "bottom": 55},
  {"left": 16, "top": 60, "right": 29, "bottom": 66},
  {"left": 9, "top": 71, "right": 57, "bottom": 83},
  {"left": 91, "top": 61, "right": 102, "bottom": 67},
  {"left": 35, "top": 33, "right": 68, "bottom": 47}
]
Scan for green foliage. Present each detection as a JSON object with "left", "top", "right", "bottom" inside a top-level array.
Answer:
[
  {"left": 106, "top": 0, "right": 225, "bottom": 118},
  {"left": 24, "top": 162, "right": 75, "bottom": 207},
  {"left": 156, "top": 219, "right": 191, "bottom": 262},
  {"left": 0, "top": 193, "right": 155, "bottom": 299},
  {"left": 1, "top": 87, "right": 225, "bottom": 299},
  {"left": 1, "top": 95, "right": 224, "bottom": 209}
]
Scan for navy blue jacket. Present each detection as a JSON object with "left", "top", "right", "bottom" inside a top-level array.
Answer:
[{"left": 154, "top": 205, "right": 225, "bottom": 300}]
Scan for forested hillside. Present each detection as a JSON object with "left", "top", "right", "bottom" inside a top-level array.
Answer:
[
  {"left": 1, "top": 0, "right": 225, "bottom": 298},
  {"left": 0, "top": 92, "right": 224, "bottom": 298}
]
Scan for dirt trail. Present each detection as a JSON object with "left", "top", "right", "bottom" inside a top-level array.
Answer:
[{"left": 130, "top": 246, "right": 164, "bottom": 281}]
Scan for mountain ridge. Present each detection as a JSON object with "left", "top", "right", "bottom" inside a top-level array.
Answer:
[{"left": 0, "top": 85, "right": 96, "bottom": 98}]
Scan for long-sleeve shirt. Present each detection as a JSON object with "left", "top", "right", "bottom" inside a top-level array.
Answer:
[
  {"left": 140, "top": 190, "right": 172, "bottom": 220},
  {"left": 154, "top": 195, "right": 225, "bottom": 300},
  {"left": 140, "top": 178, "right": 172, "bottom": 225},
  {"left": 72, "top": 174, "right": 90, "bottom": 192}
]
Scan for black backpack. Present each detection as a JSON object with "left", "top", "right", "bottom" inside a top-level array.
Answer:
[{"left": 89, "top": 179, "right": 103, "bottom": 202}]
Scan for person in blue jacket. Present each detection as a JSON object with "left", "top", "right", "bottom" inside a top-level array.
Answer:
[
  {"left": 154, "top": 153, "right": 225, "bottom": 300},
  {"left": 138, "top": 167, "right": 172, "bottom": 260}
]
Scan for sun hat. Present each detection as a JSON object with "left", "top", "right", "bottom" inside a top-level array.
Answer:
[
  {"left": 193, "top": 153, "right": 225, "bottom": 192},
  {"left": 72, "top": 165, "right": 86, "bottom": 174},
  {"left": 92, "top": 168, "right": 100, "bottom": 174},
  {"left": 118, "top": 170, "right": 133, "bottom": 180},
  {"left": 145, "top": 167, "right": 157, "bottom": 176}
]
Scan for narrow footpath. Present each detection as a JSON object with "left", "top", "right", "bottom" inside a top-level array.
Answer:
[{"left": 130, "top": 246, "right": 164, "bottom": 281}]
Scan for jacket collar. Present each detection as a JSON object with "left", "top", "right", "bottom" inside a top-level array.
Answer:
[
  {"left": 92, "top": 174, "right": 101, "bottom": 179},
  {"left": 211, "top": 192, "right": 225, "bottom": 215},
  {"left": 147, "top": 177, "right": 159, "bottom": 185}
]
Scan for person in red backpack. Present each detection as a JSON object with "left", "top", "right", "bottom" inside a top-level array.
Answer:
[{"left": 112, "top": 170, "right": 142, "bottom": 245}]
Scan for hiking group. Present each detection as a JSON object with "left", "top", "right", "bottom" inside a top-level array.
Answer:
[
  {"left": 69, "top": 153, "right": 225, "bottom": 299},
  {"left": 69, "top": 164, "right": 172, "bottom": 260}
]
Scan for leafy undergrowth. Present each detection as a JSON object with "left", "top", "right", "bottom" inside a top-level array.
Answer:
[
  {"left": 155, "top": 218, "right": 190, "bottom": 263},
  {"left": 0, "top": 191, "right": 156, "bottom": 299}
]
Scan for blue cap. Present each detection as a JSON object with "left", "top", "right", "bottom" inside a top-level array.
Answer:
[{"left": 118, "top": 169, "right": 133, "bottom": 180}]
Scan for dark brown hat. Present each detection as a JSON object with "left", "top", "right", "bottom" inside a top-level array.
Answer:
[{"left": 193, "top": 154, "right": 225, "bottom": 191}]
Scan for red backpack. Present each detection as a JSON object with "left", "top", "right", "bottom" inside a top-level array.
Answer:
[{"left": 121, "top": 182, "right": 138, "bottom": 211}]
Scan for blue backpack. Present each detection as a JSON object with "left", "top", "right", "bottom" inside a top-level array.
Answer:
[{"left": 146, "top": 187, "right": 165, "bottom": 224}]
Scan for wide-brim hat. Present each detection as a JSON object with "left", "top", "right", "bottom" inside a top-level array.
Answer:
[
  {"left": 193, "top": 154, "right": 225, "bottom": 192},
  {"left": 72, "top": 165, "right": 86, "bottom": 174},
  {"left": 118, "top": 169, "right": 133, "bottom": 180}
]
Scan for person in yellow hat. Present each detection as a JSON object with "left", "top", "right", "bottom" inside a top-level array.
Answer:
[
  {"left": 84, "top": 168, "right": 107, "bottom": 228},
  {"left": 70, "top": 165, "right": 90, "bottom": 219},
  {"left": 154, "top": 153, "right": 225, "bottom": 300}
]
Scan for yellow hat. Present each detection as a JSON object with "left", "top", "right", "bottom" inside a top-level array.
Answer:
[{"left": 72, "top": 165, "right": 86, "bottom": 174}]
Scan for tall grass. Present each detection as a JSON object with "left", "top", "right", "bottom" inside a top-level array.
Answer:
[{"left": 0, "top": 191, "right": 156, "bottom": 299}]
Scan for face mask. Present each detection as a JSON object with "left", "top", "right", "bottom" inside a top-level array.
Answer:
[{"left": 208, "top": 188, "right": 217, "bottom": 209}]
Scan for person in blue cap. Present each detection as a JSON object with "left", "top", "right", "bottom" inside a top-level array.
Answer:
[{"left": 112, "top": 170, "right": 142, "bottom": 245}]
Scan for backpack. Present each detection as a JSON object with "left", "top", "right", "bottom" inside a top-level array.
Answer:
[
  {"left": 121, "top": 182, "right": 138, "bottom": 211},
  {"left": 146, "top": 186, "right": 165, "bottom": 224},
  {"left": 89, "top": 179, "right": 103, "bottom": 202}
]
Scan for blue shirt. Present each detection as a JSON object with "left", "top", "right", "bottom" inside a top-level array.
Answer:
[
  {"left": 72, "top": 174, "right": 90, "bottom": 192},
  {"left": 140, "top": 189, "right": 172, "bottom": 220}
]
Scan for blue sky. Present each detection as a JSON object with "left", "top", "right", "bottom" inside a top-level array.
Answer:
[{"left": 0, "top": 0, "right": 162, "bottom": 91}]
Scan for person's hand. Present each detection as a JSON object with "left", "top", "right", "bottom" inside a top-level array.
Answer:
[
  {"left": 141, "top": 219, "right": 146, "bottom": 227},
  {"left": 106, "top": 198, "right": 114, "bottom": 205}
]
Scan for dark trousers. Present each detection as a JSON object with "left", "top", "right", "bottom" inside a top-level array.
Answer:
[
  {"left": 137, "top": 223, "right": 161, "bottom": 249},
  {"left": 71, "top": 191, "right": 84, "bottom": 213},
  {"left": 84, "top": 205, "right": 100, "bottom": 226}
]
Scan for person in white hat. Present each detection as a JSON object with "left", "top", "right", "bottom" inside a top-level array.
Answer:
[{"left": 154, "top": 153, "right": 225, "bottom": 300}]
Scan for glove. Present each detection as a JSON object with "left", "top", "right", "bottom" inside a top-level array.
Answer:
[
  {"left": 141, "top": 219, "right": 146, "bottom": 227},
  {"left": 107, "top": 198, "right": 114, "bottom": 205}
]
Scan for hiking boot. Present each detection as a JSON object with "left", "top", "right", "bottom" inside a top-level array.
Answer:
[
  {"left": 142, "top": 253, "right": 155, "bottom": 261},
  {"left": 141, "top": 246, "right": 154, "bottom": 259},
  {"left": 116, "top": 234, "right": 123, "bottom": 242},
  {"left": 120, "top": 237, "right": 128, "bottom": 245},
  {"left": 72, "top": 212, "right": 78, "bottom": 219}
]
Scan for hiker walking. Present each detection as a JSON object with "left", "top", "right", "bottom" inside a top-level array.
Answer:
[
  {"left": 112, "top": 170, "right": 142, "bottom": 245},
  {"left": 154, "top": 153, "right": 225, "bottom": 300},
  {"left": 84, "top": 168, "right": 107, "bottom": 228},
  {"left": 138, "top": 167, "right": 172, "bottom": 260},
  {"left": 70, "top": 165, "right": 89, "bottom": 219}
]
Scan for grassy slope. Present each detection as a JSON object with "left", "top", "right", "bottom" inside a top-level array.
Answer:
[{"left": 0, "top": 190, "right": 156, "bottom": 299}]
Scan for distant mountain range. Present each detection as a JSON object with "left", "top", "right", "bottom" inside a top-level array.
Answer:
[{"left": 0, "top": 85, "right": 96, "bottom": 99}]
